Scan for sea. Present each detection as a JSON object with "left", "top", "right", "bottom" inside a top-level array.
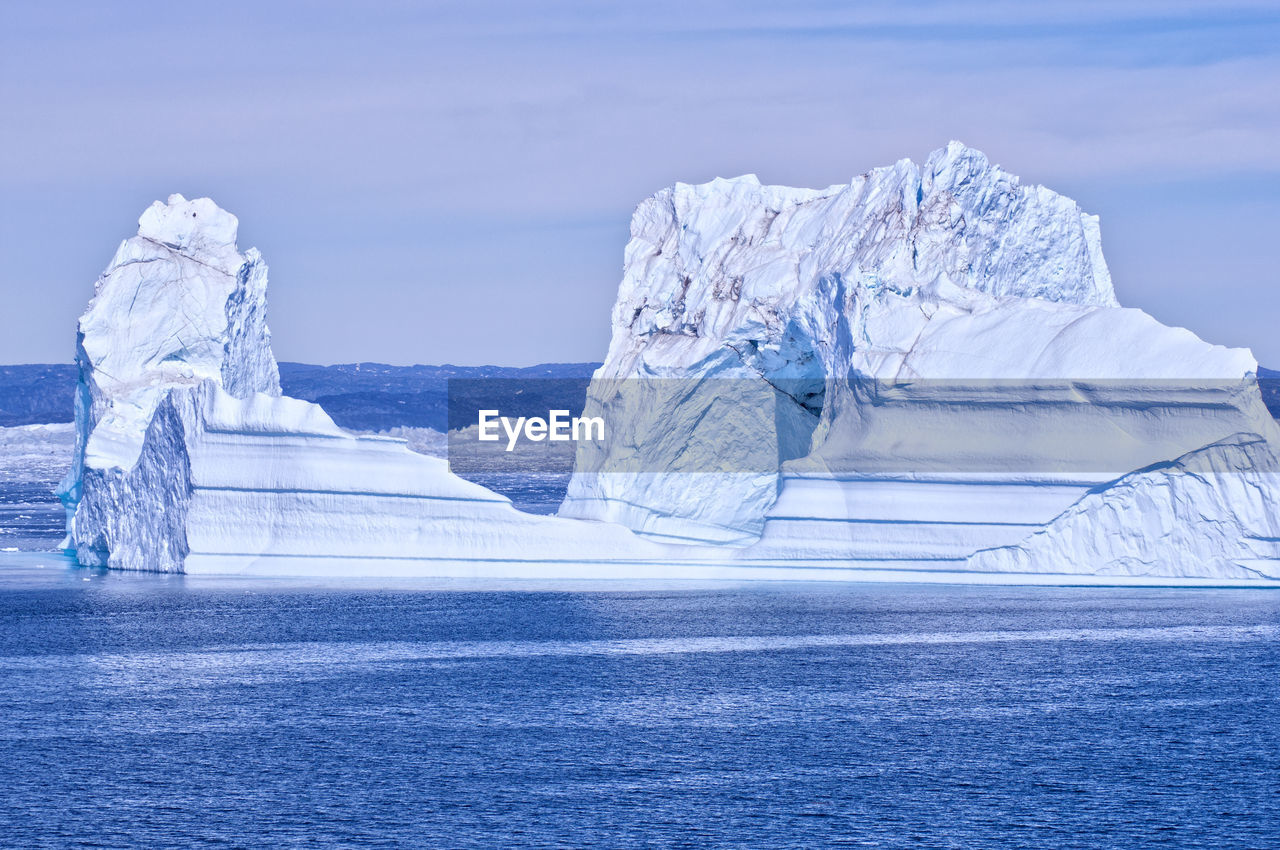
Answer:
[{"left": 0, "top": 557, "right": 1277, "bottom": 848}]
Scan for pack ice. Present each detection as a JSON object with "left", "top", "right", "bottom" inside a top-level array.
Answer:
[{"left": 59, "top": 143, "right": 1280, "bottom": 582}]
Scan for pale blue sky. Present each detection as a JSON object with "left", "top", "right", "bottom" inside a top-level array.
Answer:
[{"left": 2, "top": 1, "right": 1278, "bottom": 365}]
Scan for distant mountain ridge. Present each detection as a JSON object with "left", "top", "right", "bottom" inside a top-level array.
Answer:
[
  {"left": 3, "top": 361, "right": 1278, "bottom": 429},
  {"left": 0, "top": 365, "right": 78, "bottom": 427},
  {"left": 1262, "top": 367, "right": 1280, "bottom": 417},
  {"left": 277, "top": 361, "right": 601, "bottom": 431},
  {"left": 0, "top": 362, "right": 603, "bottom": 429}
]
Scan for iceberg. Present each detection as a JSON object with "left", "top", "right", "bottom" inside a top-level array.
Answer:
[
  {"left": 57, "top": 195, "right": 663, "bottom": 574},
  {"left": 58, "top": 147, "right": 1280, "bottom": 583},
  {"left": 560, "top": 142, "right": 1280, "bottom": 578},
  {"left": 58, "top": 195, "right": 281, "bottom": 570}
]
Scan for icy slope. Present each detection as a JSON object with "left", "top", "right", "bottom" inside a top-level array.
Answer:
[
  {"left": 155, "top": 383, "right": 665, "bottom": 573},
  {"left": 967, "top": 434, "right": 1280, "bottom": 580}
]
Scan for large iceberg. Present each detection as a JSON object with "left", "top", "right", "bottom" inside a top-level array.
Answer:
[
  {"left": 560, "top": 142, "right": 1280, "bottom": 577},
  {"left": 58, "top": 147, "right": 1280, "bottom": 582}
]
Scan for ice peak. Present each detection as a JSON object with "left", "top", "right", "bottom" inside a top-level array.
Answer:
[
  {"left": 708, "top": 174, "right": 761, "bottom": 188},
  {"left": 137, "top": 194, "right": 240, "bottom": 261},
  {"left": 612, "top": 144, "right": 1120, "bottom": 370},
  {"left": 925, "top": 140, "right": 990, "bottom": 172},
  {"left": 64, "top": 196, "right": 280, "bottom": 477}
]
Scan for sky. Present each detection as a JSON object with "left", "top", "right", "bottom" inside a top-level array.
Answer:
[{"left": 1, "top": 0, "right": 1278, "bottom": 366}]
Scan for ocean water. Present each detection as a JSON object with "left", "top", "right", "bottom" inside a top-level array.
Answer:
[
  {"left": 0, "top": 479, "right": 64, "bottom": 551},
  {"left": 0, "top": 560, "right": 1276, "bottom": 848},
  {"left": 0, "top": 424, "right": 71, "bottom": 553}
]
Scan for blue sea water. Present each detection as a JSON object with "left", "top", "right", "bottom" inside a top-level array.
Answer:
[
  {"left": 0, "top": 479, "right": 64, "bottom": 550},
  {"left": 0, "top": 559, "right": 1276, "bottom": 848}
]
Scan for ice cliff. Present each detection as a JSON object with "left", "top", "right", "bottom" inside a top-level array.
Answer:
[
  {"left": 58, "top": 195, "right": 280, "bottom": 568},
  {"left": 60, "top": 148, "right": 1280, "bottom": 582}
]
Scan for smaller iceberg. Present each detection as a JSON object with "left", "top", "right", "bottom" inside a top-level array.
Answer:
[{"left": 57, "top": 195, "right": 663, "bottom": 574}]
